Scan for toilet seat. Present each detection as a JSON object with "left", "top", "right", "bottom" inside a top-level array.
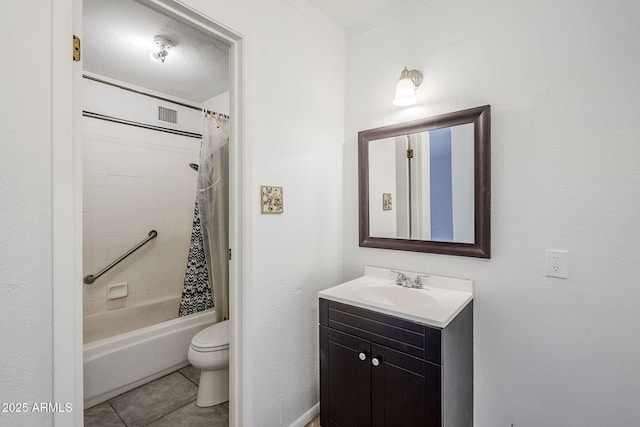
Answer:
[{"left": 191, "top": 320, "right": 229, "bottom": 352}]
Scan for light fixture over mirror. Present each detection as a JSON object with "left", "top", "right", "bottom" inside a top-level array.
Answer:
[
  {"left": 392, "top": 67, "right": 423, "bottom": 106},
  {"left": 149, "top": 36, "right": 172, "bottom": 63}
]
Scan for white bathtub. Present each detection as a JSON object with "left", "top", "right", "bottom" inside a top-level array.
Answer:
[{"left": 83, "top": 296, "right": 214, "bottom": 408}]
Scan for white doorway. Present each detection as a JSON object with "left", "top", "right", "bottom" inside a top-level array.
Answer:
[{"left": 51, "top": 0, "right": 247, "bottom": 425}]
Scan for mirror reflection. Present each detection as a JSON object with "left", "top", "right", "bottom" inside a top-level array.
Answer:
[{"left": 368, "top": 123, "right": 475, "bottom": 243}]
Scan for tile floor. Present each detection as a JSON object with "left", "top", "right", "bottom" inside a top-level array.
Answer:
[
  {"left": 84, "top": 365, "right": 228, "bottom": 427},
  {"left": 305, "top": 416, "right": 320, "bottom": 427},
  {"left": 85, "top": 365, "right": 321, "bottom": 427}
]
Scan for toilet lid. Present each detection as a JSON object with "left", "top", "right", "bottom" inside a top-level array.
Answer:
[{"left": 191, "top": 320, "right": 230, "bottom": 352}]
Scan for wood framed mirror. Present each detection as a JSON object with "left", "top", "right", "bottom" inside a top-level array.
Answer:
[{"left": 358, "top": 105, "right": 491, "bottom": 258}]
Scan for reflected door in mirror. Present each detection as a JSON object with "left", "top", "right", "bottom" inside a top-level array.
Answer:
[{"left": 368, "top": 123, "right": 475, "bottom": 243}]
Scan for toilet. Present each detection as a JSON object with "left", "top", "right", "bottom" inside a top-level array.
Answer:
[{"left": 187, "top": 320, "right": 230, "bottom": 407}]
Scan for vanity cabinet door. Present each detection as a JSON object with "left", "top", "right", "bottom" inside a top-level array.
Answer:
[
  {"left": 320, "top": 327, "right": 442, "bottom": 427},
  {"left": 320, "top": 298, "right": 472, "bottom": 427},
  {"left": 370, "top": 344, "right": 441, "bottom": 427},
  {"left": 320, "top": 326, "right": 371, "bottom": 427}
]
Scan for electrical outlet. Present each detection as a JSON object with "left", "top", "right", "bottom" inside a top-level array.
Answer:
[{"left": 545, "top": 249, "right": 568, "bottom": 278}]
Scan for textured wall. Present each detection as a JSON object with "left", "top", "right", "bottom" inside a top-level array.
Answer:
[
  {"left": 237, "top": 1, "right": 346, "bottom": 424},
  {"left": 344, "top": 0, "right": 640, "bottom": 425},
  {"left": 0, "top": 3, "right": 54, "bottom": 427}
]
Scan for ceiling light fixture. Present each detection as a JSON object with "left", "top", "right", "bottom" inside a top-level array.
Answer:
[
  {"left": 392, "top": 67, "right": 423, "bottom": 106},
  {"left": 149, "top": 36, "right": 172, "bottom": 63}
]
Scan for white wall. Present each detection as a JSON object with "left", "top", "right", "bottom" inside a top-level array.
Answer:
[
  {"left": 1, "top": 1, "right": 345, "bottom": 426},
  {"left": 83, "top": 76, "right": 207, "bottom": 134},
  {"left": 231, "top": 1, "right": 345, "bottom": 424},
  {"left": 0, "top": 3, "right": 54, "bottom": 427},
  {"left": 344, "top": 0, "right": 640, "bottom": 426},
  {"left": 204, "top": 91, "right": 230, "bottom": 116}
]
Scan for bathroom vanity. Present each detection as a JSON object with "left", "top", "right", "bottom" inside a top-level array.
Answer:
[{"left": 318, "top": 267, "right": 473, "bottom": 427}]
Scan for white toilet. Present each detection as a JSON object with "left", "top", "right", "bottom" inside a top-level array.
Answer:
[{"left": 187, "top": 319, "right": 230, "bottom": 407}]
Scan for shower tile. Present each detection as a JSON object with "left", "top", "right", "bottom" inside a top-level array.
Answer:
[
  {"left": 109, "top": 372, "right": 197, "bottom": 426},
  {"left": 148, "top": 287, "right": 169, "bottom": 300},
  {"left": 90, "top": 299, "right": 107, "bottom": 313},
  {"left": 105, "top": 298, "right": 127, "bottom": 310},
  {"left": 147, "top": 401, "right": 228, "bottom": 427},
  {"left": 83, "top": 300, "right": 93, "bottom": 314},
  {"left": 85, "top": 283, "right": 107, "bottom": 301},
  {"left": 84, "top": 401, "right": 126, "bottom": 427},
  {"left": 179, "top": 364, "right": 201, "bottom": 385}
]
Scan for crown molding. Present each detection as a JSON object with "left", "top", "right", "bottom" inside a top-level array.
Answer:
[
  {"left": 283, "top": 0, "right": 346, "bottom": 42},
  {"left": 347, "top": 0, "right": 437, "bottom": 40}
]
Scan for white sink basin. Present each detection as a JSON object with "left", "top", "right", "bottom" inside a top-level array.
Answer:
[
  {"left": 318, "top": 266, "right": 473, "bottom": 327},
  {"left": 355, "top": 285, "right": 436, "bottom": 308}
]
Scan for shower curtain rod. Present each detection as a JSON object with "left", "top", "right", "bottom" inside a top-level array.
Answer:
[
  {"left": 83, "top": 74, "right": 230, "bottom": 119},
  {"left": 83, "top": 111, "right": 203, "bottom": 139}
]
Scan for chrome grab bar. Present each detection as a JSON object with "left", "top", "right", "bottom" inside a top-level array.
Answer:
[{"left": 83, "top": 230, "right": 158, "bottom": 285}]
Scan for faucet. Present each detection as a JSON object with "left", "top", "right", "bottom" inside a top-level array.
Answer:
[
  {"left": 392, "top": 270, "right": 429, "bottom": 289},
  {"left": 392, "top": 270, "right": 410, "bottom": 287},
  {"left": 413, "top": 275, "right": 429, "bottom": 289}
]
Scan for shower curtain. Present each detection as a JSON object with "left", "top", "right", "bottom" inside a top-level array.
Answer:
[
  {"left": 179, "top": 113, "right": 229, "bottom": 321},
  {"left": 178, "top": 201, "right": 213, "bottom": 316}
]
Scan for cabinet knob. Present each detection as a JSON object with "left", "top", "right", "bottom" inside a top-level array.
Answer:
[
  {"left": 359, "top": 352, "right": 367, "bottom": 361},
  {"left": 371, "top": 357, "right": 380, "bottom": 367}
]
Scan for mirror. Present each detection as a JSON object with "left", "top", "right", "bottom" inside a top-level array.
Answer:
[{"left": 358, "top": 105, "right": 490, "bottom": 258}]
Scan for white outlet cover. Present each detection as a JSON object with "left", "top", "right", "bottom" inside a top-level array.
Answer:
[{"left": 545, "top": 250, "right": 569, "bottom": 279}]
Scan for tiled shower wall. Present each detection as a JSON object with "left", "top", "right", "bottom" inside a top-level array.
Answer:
[{"left": 82, "top": 117, "right": 201, "bottom": 315}]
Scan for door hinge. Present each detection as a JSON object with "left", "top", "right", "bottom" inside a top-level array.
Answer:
[
  {"left": 228, "top": 248, "right": 232, "bottom": 261},
  {"left": 73, "top": 35, "right": 81, "bottom": 62},
  {"left": 406, "top": 149, "right": 414, "bottom": 159}
]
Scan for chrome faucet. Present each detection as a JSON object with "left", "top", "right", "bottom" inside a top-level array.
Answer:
[
  {"left": 392, "top": 270, "right": 411, "bottom": 287},
  {"left": 413, "top": 275, "right": 429, "bottom": 289},
  {"left": 392, "top": 271, "right": 429, "bottom": 289}
]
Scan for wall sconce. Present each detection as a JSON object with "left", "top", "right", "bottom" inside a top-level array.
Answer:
[
  {"left": 392, "top": 67, "right": 423, "bottom": 106},
  {"left": 149, "top": 36, "right": 172, "bottom": 63}
]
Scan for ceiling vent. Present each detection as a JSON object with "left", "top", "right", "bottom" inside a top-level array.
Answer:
[{"left": 158, "top": 106, "right": 178, "bottom": 124}]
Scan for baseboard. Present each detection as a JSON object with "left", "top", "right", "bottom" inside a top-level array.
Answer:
[{"left": 289, "top": 403, "right": 319, "bottom": 427}]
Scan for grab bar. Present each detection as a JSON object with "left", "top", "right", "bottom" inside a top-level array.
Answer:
[{"left": 84, "top": 230, "right": 158, "bottom": 284}]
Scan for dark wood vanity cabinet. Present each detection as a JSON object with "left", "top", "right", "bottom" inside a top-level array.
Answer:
[{"left": 319, "top": 298, "right": 473, "bottom": 427}]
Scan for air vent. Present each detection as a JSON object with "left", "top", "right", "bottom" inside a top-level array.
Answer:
[{"left": 158, "top": 106, "right": 178, "bottom": 124}]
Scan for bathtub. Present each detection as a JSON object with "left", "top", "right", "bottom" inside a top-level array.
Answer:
[{"left": 83, "top": 295, "right": 215, "bottom": 408}]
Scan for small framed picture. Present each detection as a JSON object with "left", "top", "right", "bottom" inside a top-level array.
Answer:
[
  {"left": 383, "top": 193, "right": 392, "bottom": 211},
  {"left": 261, "top": 186, "right": 284, "bottom": 214}
]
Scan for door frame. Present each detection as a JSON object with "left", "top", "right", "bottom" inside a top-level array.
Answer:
[{"left": 51, "top": 1, "right": 249, "bottom": 425}]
